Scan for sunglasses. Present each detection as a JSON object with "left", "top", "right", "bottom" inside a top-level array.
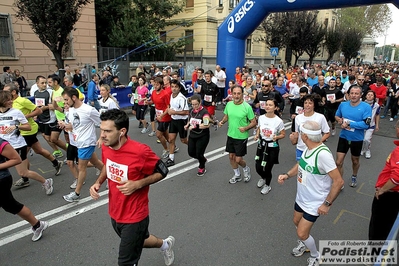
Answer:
[{"left": 262, "top": 84, "right": 270, "bottom": 87}]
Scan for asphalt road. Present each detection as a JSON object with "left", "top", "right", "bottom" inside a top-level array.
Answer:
[{"left": 0, "top": 106, "right": 397, "bottom": 266}]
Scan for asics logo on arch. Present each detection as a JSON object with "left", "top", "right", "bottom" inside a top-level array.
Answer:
[{"left": 227, "top": 0, "right": 255, "bottom": 33}]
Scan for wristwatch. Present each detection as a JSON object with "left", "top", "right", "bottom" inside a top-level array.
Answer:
[{"left": 324, "top": 200, "right": 332, "bottom": 207}]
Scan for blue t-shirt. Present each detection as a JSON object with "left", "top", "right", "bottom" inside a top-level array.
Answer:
[
  {"left": 335, "top": 101, "right": 372, "bottom": 141},
  {"left": 274, "top": 85, "right": 288, "bottom": 96},
  {"left": 307, "top": 76, "right": 318, "bottom": 87}
]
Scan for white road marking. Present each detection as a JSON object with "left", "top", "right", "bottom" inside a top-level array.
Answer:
[{"left": 0, "top": 123, "right": 291, "bottom": 246}]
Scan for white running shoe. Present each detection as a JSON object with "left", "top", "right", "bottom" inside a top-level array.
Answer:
[
  {"left": 229, "top": 175, "right": 242, "bottom": 184},
  {"left": 261, "top": 185, "right": 271, "bottom": 195},
  {"left": 162, "top": 236, "right": 175, "bottom": 266},
  {"left": 161, "top": 150, "right": 169, "bottom": 159},
  {"left": 42, "top": 178, "right": 53, "bottom": 195},
  {"left": 32, "top": 221, "right": 49, "bottom": 242},
  {"left": 365, "top": 150, "right": 371, "bottom": 159},
  {"left": 257, "top": 178, "right": 266, "bottom": 188},
  {"left": 243, "top": 166, "right": 251, "bottom": 182},
  {"left": 63, "top": 191, "right": 80, "bottom": 202},
  {"left": 292, "top": 240, "right": 309, "bottom": 257}
]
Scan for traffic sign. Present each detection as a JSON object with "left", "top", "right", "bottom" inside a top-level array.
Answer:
[{"left": 270, "top": 47, "right": 279, "bottom": 57}]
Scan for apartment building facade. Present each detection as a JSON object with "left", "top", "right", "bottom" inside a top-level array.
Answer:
[{"left": 0, "top": 0, "right": 97, "bottom": 83}]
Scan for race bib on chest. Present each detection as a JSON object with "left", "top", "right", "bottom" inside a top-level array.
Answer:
[
  {"left": 106, "top": 159, "right": 128, "bottom": 184},
  {"left": 155, "top": 109, "right": 163, "bottom": 117},
  {"left": 35, "top": 98, "right": 45, "bottom": 106},
  {"left": 297, "top": 168, "right": 307, "bottom": 187},
  {"left": 343, "top": 118, "right": 355, "bottom": 132},
  {"left": 295, "top": 106, "right": 304, "bottom": 114},
  {"left": 204, "top": 95, "right": 212, "bottom": 102},
  {"left": 0, "top": 123, "right": 11, "bottom": 134},
  {"left": 260, "top": 101, "right": 266, "bottom": 109},
  {"left": 190, "top": 117, "right": 201, "bottom": 127},
  {"left": 261, "top": 128, "right": 274, "bottom": 139},
  {"left": 326, "top": 94, "right": 336, "bottom": 101}
]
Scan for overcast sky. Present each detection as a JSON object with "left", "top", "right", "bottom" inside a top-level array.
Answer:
[{"left": 375, "top": 4, "right": 399, "bottom": 47}]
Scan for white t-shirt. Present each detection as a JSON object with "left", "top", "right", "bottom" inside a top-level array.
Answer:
[
  {"left": 0, "top": 108, "right": 28, "bottom": 149},
  {"left": 64, "top": 110, "right": 77, "bottom": 147},
  {"left": 258, "top": 115, "right": 284, "bottom": 141},
  {"left": 170, "top": 92, "right": 189, "bottom": 120},
  {"left": 296, "top": 144, "right": 336, "bottom": 216},
  {"left": 30, "top": 84, "right": 39, "bottom": 97},
  {"left": 342, "top": 80, "right": 356, "bottom": 94},
  {"left": 214, "top": 70, "right": 226, "bottom": 88},
  {"left": 294, "top": 112, "right": 330, "bottom": 151},
  {"left": 68, "top": 104, "right": 101, "bottom": 149},
  {"left": 288, "top": 81, "right": 300, "bottom": 100},
  {"left": 98, "top": 97, "right": 119, "bottom": 115}
]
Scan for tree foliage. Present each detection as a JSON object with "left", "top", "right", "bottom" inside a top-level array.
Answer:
[
  {"left": 341, "top": 28, "right": 363, "bottom": 65},
  {"left": 324, "top": 28, "right": 342, "bottom": 64},
  {"left": 260, "top": 13, "right": 288, "bottom": 50},
  {"left": 14, "top": 0, "right": 91, "bottom": 69},
  {"left": 337, "top": 5, "right": 392, "bottom": 38},
  {"left": 261, "top": 11, "right": 326, "bottom": 66},
  {"left": 304, "top": 17, "right": 326, "bottom": 65},
  {"left": 95, "top": 0, "right": 188, "bottom": 60},
  {"left": 285, "top": 11, "right": 321, "bottom": 66}
]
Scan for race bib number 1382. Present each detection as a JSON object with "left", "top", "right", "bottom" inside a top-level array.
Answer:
[{"left": 106, "top": 159, "right": 128, "bottom": 184}]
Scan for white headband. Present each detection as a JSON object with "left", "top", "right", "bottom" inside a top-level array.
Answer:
[{"left": 300, "top": 126, "right": 321, "bottom": 135}]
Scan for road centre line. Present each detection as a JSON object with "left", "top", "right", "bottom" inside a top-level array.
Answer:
[{"left": 0, "top": 123, "right": 290, "bottom": 246}]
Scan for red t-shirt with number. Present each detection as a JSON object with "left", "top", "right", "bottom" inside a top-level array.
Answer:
[
  {"left": 151, "top": 89, "right": 172, "bottom": 122},
  {"left": 102, "top": 137, "right": 160, "bottom": 223}
]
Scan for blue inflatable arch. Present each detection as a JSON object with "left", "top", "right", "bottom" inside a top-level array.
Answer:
[{"left": 217, "top": 0, "right": 399, "bottom": 83}]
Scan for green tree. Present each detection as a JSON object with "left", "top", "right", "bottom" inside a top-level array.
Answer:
[
  {"left": 14, "top": 0, "right": 91, "bottom": 69},
  {"left": 324, "top": 28, "right": 342, "bottom": 64},
  {"left": 304, "top": 21, "right": 326, "bottom": 65},
  {"left": 96, "top": 0, "right": 188, "bottom": 60},
  {"left": 260, "top": 13, "right": 288, "bottom": 50},
  {"left": 341, "top": 28, "right": 363, "bottom": 65},
  {"left": 94, "top": 0, "right": 130, "bottom": 47},
  {"left": 287, "top": 11, "right": 320, "bottom": 66},
  {"left": 260, "top": 11, "right": 324, "bottom": 66},
  {"left": 337, "top": 5, "right": 392, "bottom": 37}
]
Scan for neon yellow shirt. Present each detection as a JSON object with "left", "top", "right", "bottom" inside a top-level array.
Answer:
[
  {"left": 12, "top": 96, "right": 39, "bottom": 136},
  {"left": 52, "top": 86, "right": 66, "bottom": 120}
]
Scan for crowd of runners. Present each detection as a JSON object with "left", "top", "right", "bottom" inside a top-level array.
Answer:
[{"left": 0, "top": 62, "right": 399, "bottom": 266}]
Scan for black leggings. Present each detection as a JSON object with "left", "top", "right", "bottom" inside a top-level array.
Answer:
[
  {"left": 0, "top": 175, "right": 24, "bottom": 215},
  {"left": 188, "top": 134, "right": 210, "bottom": 168},
  {"left": 255, "top": 142, "right": 279, "bottom": 186},
  {"left": 369, "top": 192, "right": 399, "bottom": 240}
]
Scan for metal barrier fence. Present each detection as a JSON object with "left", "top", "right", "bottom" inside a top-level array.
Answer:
[{"left": 28, "top": 81, "right": 194, "bottom": 109}]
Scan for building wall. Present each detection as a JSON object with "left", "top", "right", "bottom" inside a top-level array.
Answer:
[{"left": 0, "top": 0, "right": 97, "bottom": 82}]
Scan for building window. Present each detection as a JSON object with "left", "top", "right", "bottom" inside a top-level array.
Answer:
[
  {"left": 160, "top": 31, "right": 166, "bottom": 43},
  {"left": 0, "top": 14, "right": 15, "bottom": 58},
  {"left": 62, "top": 32, "right": 74, "bottom": 59},
  {"left": 246, "top": 38, "right": 252, "bottom": 54},
  {"left": 186, "top": 0, "right": 194, "bottom": 8},
  {"left": 185, "top": 30, "right": 193, "bottom": 51},
  {"left": 229, "top": 0, "right": 240, "bottom": 8},
  {"left": 219, "top": 0, "right": 223, "bottom": 7}
]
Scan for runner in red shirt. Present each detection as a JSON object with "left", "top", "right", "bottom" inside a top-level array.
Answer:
[
  {"left": 369, "top": 77, "right": 387, "bottom": 107},
  {"left": 147, "top": 77, "right": 172, "bottom": 159},
  {"left": 90, "top": 109, "right": 175, "bottom": 266}
]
